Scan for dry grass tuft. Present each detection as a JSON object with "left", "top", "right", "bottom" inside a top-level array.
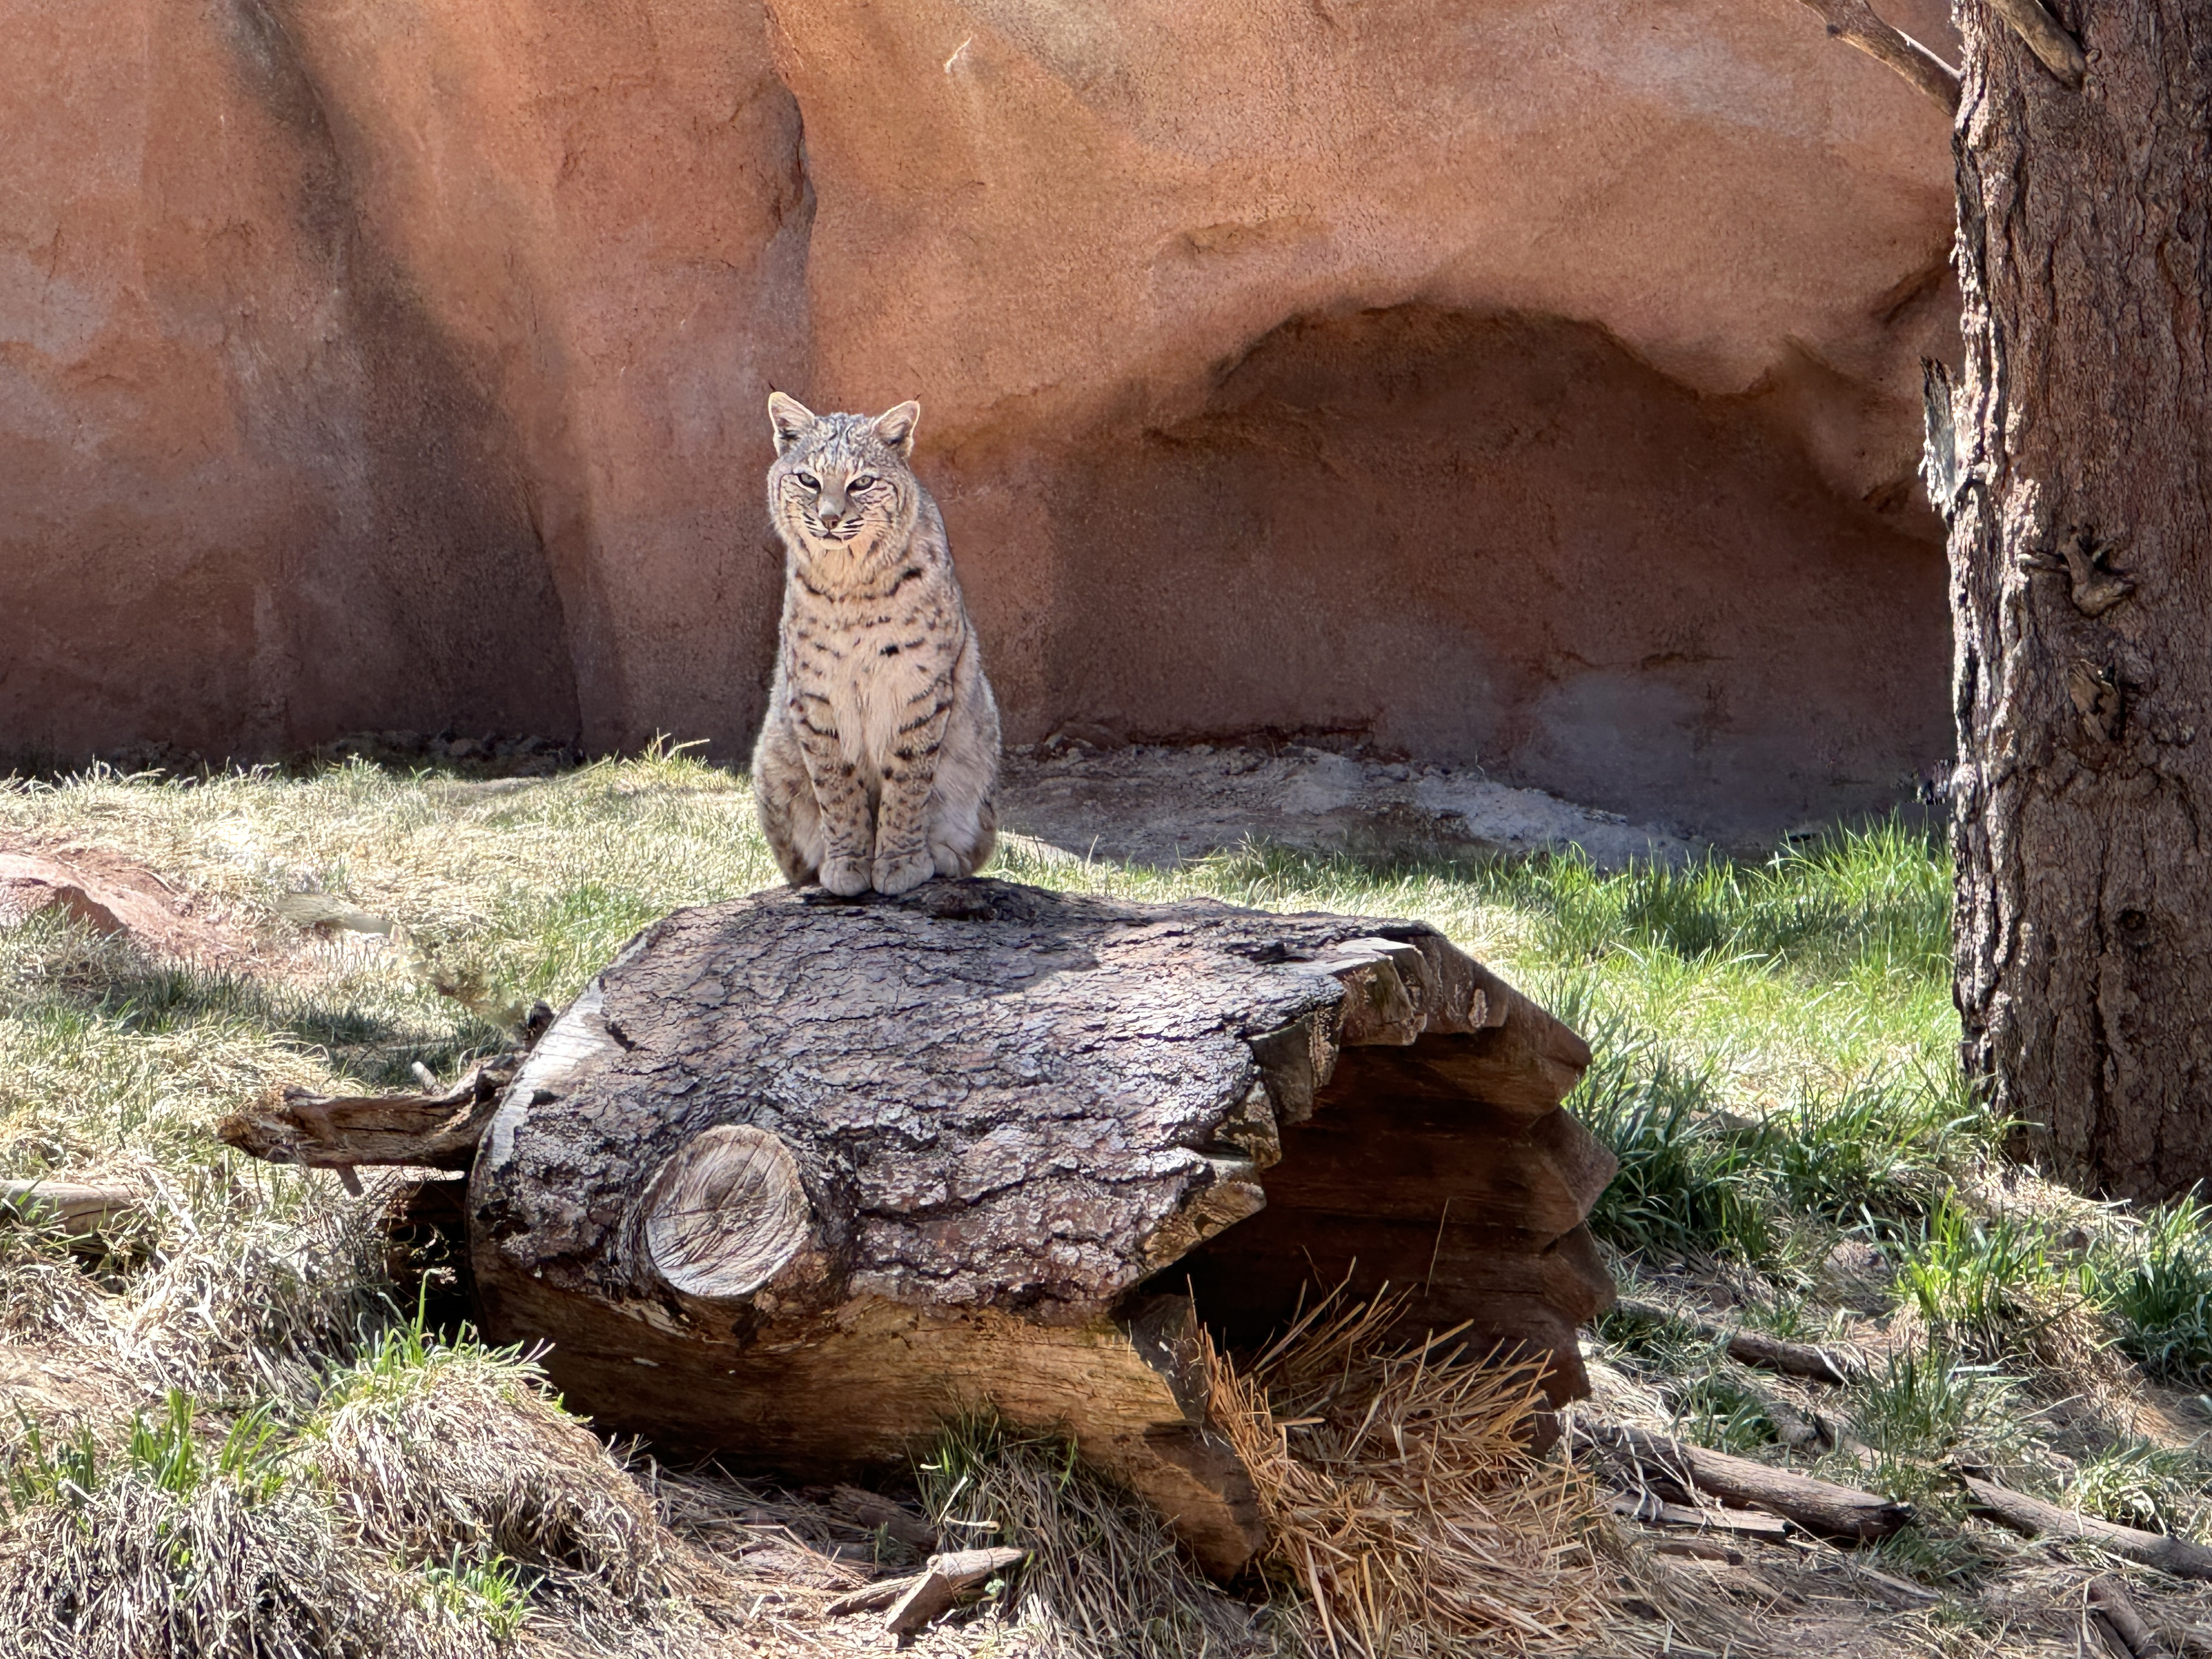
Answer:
[
  {"left": 1204, "top": 1288, "right": 1613, "bottom": 1658},
  {"left": 915, "top": 1412, "right": 1278, "bottom": 1658},
  {"left": 0, "top": 1456, "right": 409, "bottom": 1659}
]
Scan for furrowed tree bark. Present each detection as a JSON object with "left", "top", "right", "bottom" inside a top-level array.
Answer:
[
  {"left": 467, "top": 881, "right": 1614, "bottom": 1577},
  {"left": 1944, "top": 0, "right": 2212, "bottom": 1198}
]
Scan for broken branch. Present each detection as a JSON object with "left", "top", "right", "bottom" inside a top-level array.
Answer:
[
  {"left": 217, "top": 1056, "right": 520, "bottom": 1173},
  {"left": 1616, "top": 1298, "right": 1866, "bottom": 1384},
  {"left": 1586, "top": 1422, "right": 1914, "bottom": 1541},
  {"left": 1607, "top": 1489, "right": 1793, "bottom": 1539},
  {"left": 882, "top": 1547, "right": 1026, "bottom": 1638},
  {"left": 2088, "top": 1576, "right": 2174, "bottom": 1659},
  {"left": 1793, "top": 0, "right": 1963, "bottom": 113},
  {"left": 1965, "top": 1477, "right": 2212, "bottom": 1581},
  {"left": 1989, "top": 0, "right": 2087, "bottom": 88}
]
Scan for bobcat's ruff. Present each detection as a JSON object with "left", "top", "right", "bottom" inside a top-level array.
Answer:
[{"left": 752, "top": 393, "right": 1000, "bottom": 896}]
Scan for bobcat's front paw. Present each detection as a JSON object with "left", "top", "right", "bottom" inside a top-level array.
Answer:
[
  {"left": 818, "top": 855, "right": 871, "bottom": 898},
  {"left": 872, "top": 850, "right": 936, "bottom": 896}
]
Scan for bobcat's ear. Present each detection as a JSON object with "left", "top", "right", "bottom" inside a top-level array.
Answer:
[
  {"left": 768, "top": 392, "right": 818, "bottom": 454},
  {"left": 872, "top": 400, "right": 921, "bottom": 458}
]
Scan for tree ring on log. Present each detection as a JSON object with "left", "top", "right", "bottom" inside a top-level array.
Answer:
[{"left": 641, "top": 1124, "right": 822, "bottom": 1306}]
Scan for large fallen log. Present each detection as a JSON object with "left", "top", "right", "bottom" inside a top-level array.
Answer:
[{"left": 466, "top": 880, "right": 1614, "bottom": 1577}]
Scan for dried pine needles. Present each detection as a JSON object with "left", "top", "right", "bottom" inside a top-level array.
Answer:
[{"left": 1205, "top": 1287, "right": 1613, "bottom": 1658}]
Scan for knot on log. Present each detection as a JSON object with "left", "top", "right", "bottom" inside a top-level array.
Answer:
[{"left": 642, "top": 1125, "right": 828, "bottom": 1311}]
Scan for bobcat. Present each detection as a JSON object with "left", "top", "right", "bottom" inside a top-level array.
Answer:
[{"left": 751, "top": 393, "right": 1001, "bottom": 896}]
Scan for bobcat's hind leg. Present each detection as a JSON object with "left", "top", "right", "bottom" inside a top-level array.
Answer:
[
  {"left": 923, "top": 673, "right": 1000, "bottom": 879},
  {"left": 752, "top": 716, "right": 827, "bottom": 887},
  {"left": 929, "top": 798, "right": 995, "bottom": 879}
]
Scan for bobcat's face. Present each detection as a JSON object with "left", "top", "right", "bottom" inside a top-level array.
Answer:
[{"left": 766, "top": 394, "right": 921, "bottom": 552}]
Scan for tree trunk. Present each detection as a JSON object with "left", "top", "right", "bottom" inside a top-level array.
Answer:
[
  {"left": 466, "top": 881, "right": 1614, "bottom": 1577},
  {"left": 1945, "top": 0, "right": 2212, "bottom": 1198}
]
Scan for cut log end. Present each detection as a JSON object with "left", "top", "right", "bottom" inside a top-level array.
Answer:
[{"left": 643, "top": 1124, "right": 822, "bottom": 1306}]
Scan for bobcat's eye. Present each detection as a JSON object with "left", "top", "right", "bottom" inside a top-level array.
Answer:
[
  {"left": 850, "top": 474, "right": 877, "bottom": 492},
  {"left": 795, "top": 471, "right": 820, "bottom": 490}
]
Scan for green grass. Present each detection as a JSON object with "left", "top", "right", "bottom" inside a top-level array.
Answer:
[{"left": 2094, "top": 1192, "right": 2212, "bottom": 1383}]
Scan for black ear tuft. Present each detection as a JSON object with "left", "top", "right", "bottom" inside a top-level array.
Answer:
[
  {"left": 872, "top": 400, "right": 921, "bottom": 457},
  {"left": 769, "top": 392, "right": 819, "bottom": 453}
]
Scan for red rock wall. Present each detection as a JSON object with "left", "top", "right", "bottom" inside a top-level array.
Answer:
[{"left": 2, "top": 0, "right": 1960, "bottom": 837}]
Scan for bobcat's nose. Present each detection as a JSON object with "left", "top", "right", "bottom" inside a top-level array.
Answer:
[{"left": 819, "top": 510, "right": 843, "bottom": 529}]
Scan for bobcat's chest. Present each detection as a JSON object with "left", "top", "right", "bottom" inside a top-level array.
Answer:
[{"left": 789, "top": 586, "right": 946, "bottom": 770}]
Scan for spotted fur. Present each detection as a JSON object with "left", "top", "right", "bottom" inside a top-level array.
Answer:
[{"left": 751, "top": 393, "right": 1000, "bottom": 896}]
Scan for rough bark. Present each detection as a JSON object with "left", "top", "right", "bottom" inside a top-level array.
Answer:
[
  {"left": 468, "top": 881, "right": 1613, "bottom": 1577},
  {"left": 1945, "top": 0, "right": 2212, "bottom": 1198}
]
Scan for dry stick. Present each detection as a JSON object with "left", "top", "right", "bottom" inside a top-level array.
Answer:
[
  {"left": 1964, "top": 1478, "right": 2212, "bottom": 1582},
  {"left": 827, "top": 1486, "right": 939, "bottom": 1553},
  {"left": 1607, "top": 1491, "right": 1792, "bottom": 1540},
  {"left": 881, "top": 1548, "right": 1026, "bottom": 1638},
  {"left": 1588, "top": 1423, "right": 1915, "bottom": 1542},
  {"left": 2087, "top": 1576, "right": 2174, "bottom": 1659},
  {"left": 1652, "top": 1538, "right": 1744, "bottom": 1565},
  {"left": 1615, "top": 1298, "right": 1866, "bottom": 1385},
  {"left": 1793, "top": 0, "right": 1963, "bottom": 112}
]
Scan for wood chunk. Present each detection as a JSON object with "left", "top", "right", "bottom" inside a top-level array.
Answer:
[
  {"left": 823, "top": 1574, "right": 919, "bottom": 1618},
  {"left": 1965, "top": 1477, "right": 2212, "bottom": 1581},
  {"left": 883, "top": 1546, "right": 1027, "bottom": 1638},
  {"left": 1588, "top": 1423, "right": 1914, "bottom": 1541}
]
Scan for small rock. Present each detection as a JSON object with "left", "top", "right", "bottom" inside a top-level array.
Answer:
[{"left": 1047, "top": 721, "right": 1126, "bottom": 752}]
